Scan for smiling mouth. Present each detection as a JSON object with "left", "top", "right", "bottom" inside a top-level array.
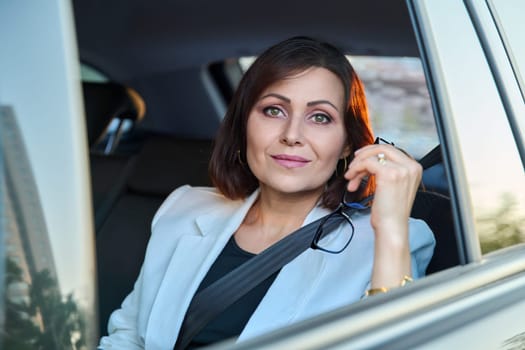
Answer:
[{"left": 271, "top": 154, "right": 311, "bottom": 168}]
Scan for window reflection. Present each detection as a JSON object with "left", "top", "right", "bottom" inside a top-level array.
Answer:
[
  {"left": 4, "top": 258, "right": 86, "bottom": 349},
  {"left": 502, "top": 331, "right": 525, "bottom": 350},
  {"left": 478, "top": 193, "right": 525, "bottom": 254},
  {"left": 1, "top": 107, "right": 87, "bottom": 349}
]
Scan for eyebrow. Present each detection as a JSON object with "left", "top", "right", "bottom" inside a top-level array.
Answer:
[
  {"left": 307, "top": 100, "right": 339, "bottom": 112},
  {"left": 259, "top": 93, "right": 340, "bottom": 112}
]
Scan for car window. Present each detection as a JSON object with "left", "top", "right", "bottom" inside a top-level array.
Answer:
[
  {"left": 239, "top": 56, "right": 438, "bottom": 159},
  {"left": 474, "top": 0, "right": 525, "bottom": 253},
  {"left": 411, "top": 0, "right": 525, "bottom": 256},
  {"left": 349, "top": 56, "right": 437, "bottom": 159},
  {"left": 80, "top": 63, "right": 109, "bottom": 83}
]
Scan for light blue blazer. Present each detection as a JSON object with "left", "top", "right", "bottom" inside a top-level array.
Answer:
[{"left": 99, "top": 185, "right": 435, "bottom": 350}]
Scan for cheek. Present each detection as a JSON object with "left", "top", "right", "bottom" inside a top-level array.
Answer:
[
  {"left": 246, "top": 114, "right": 260, "bottom": 151},
  {"left": 308, "top": 128, "right": 348, "bottom": 163},
  {"left": 245, "top": 114, "right": 269, "bottom": 166},
  {"left": 246, "top": 113, "right": 281, "bottom": 153}
]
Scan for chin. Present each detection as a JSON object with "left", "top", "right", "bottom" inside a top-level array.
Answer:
[{"left": 264, "top": 181, "right": 326, "bottom": 197}]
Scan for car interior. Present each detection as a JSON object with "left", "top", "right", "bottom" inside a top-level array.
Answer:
[{"left": 72, "top": 0, "right": 461, "bottom": 337}]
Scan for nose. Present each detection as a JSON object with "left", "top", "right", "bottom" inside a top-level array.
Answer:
[{"left": 280, "top": 116, "right": 304, "bottom": 146}]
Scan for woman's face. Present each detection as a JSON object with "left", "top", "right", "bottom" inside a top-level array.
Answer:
[{"left": 246, "top": 67, "right": 350, "bottom": 197}]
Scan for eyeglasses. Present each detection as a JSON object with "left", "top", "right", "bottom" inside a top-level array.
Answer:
[
  {"left": 311, "top": 137, "right": 394, "bottom": 254},
  {"left": 311, "top": 195, "right": 373, "bottom": 254},
  {"left": 374, "top": 136, "right": 395, "bottom": 146}
]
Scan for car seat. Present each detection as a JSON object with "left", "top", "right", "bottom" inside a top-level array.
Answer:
[{"left": 412, "top": 145, "right": 460, "bottom": 274}]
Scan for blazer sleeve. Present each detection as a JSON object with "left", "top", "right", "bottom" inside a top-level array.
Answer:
[
  {"left": 409, "top": 218, "right": 436, "bottom": 278},
  {"left": 98, "top": 185, "right": 193, "bottom": 349},
  {"left": 98, "top": 268, "right": 145, "bottom": 349}
]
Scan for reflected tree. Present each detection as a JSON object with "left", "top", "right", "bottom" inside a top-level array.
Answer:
[
  {"left": 4, "top": 259, "right": 41, "bottom": 350},
  {"left": 3, "top": 258, "right": 86, "bottom": 350},
  {"left": 502, "top": 331, "right": 525, "bottom": 350},
  {"left": 478, "top": 194, "right": 525, "bottom": 254}
]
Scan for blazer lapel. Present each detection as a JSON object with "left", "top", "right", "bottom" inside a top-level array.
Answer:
[{"left": 145, "top": 190, "right": 260, "bottom": 349}]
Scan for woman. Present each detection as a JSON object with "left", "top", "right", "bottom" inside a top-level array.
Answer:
[{"left": 99, "top": 37, "right": 435, "bottom": 349}]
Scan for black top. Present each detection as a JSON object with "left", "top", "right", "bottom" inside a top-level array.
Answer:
[{"left": 186, "top": 236, "right": 279, "bottom": 349}]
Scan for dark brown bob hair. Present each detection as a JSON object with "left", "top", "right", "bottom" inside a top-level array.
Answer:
[{"left": 209, "top": 36, "right": 375, "bottom": 209}]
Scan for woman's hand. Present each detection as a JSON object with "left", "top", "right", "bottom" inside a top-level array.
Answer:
[
  {"left": 345, "top": 144, "right": 422, "bottom": 233},
  {"left": 344, "top": 144, "right": 422, "bottom": 288}
]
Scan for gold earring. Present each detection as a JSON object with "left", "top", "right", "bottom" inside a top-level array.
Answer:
[{"left": 335, "top": 157, "right": 348, "bottom": 177}]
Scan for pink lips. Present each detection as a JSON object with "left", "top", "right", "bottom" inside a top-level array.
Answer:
[{"left": 271, "top": 154, "right": 311, "bottom": 168}]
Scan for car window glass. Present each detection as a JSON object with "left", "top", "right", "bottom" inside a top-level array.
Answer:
[
  {"left": 475, "top": 146, "right": 525, "bottom": 254},
  {"left": 239, "top": 56, "right": 438, "bottom": 159},
  {"left": 462, "top": 5, "right": 525, "bottom": 255},
  {"left": 80, "top": 63, "right": 108, "bottom": 83},
  {"left": 349, "top": 56, "right": 437, "bottom": 159}
]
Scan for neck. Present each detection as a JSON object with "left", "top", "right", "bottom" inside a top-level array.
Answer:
[{"left": 245, "top": 185, "right": 323, "bottom": 239}]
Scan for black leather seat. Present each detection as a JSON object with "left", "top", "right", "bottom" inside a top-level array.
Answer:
[{"left": 411, "top": 189, "right": 459, "bottom": 274}]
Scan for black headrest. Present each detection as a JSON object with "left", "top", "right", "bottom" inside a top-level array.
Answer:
[
  {"left": 126, "top": 136, "right": 213, "bottom": 196},
  {"left": 82, "top": 82, "right": 146, "bottom": 146}
]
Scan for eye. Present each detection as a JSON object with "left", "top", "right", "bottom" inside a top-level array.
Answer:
[
  {"left": 263, "top": 106, "right": 285, "bottom": 118},
  {"left": 311, "top": 113, "right": 332, "bottom": 124}
]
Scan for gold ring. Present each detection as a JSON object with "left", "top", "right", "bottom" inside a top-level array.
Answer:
[{"left": 377, "top": 153, "right": 386, "bottom": 165}]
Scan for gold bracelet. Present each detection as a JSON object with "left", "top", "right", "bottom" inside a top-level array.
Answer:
[
  {"left": 364, "top": 275, "right": 413, "bottom": 297},
  {"left": 364, "top": 287, "right": 389, "bottom": 297}
]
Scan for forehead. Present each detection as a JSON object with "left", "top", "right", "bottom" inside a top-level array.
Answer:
[{"left": 259, "top": 67, "right": 345, "bottom": 104}]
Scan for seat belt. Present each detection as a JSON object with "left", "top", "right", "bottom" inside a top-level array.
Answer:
[
  {"left": 418, "top": 144, "right": 441, "bottom": 170},
  {"left": 173, "top": 199, "right": 371, "bottom": 350}
]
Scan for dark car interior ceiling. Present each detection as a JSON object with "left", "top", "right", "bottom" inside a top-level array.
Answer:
[
  {"left": 73, "top": 0, "right": 458, "bottom": 337},
  {"left": 73, "top": 0, "right": 419, "bottom": 79}
]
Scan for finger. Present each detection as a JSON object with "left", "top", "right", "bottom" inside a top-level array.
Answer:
[
  {"left": 346, "top": 172, "right": 369, "bottom": 192},
  {"left": 346, "top": 149, "right": 423, "bottom": 203},
  {"left": 345, "top": 152, "right": 391, "bottom": 180},
  {"left": 355, "top": 144, "right": 412, "bottom": 164}
]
